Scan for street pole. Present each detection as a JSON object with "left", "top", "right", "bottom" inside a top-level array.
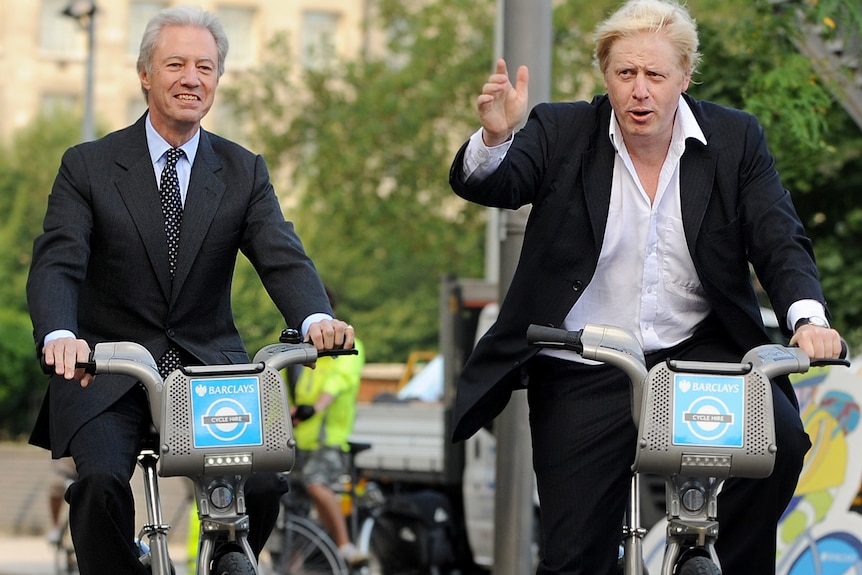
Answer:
[
  {"left": 491, "top": 0, "right": 552, "bottom": 573},
  {"left": 82, "top": 12, "right": 96, "bottom": 142},
  {"left": 63, "top": 1, "right": 97, "bottom": 142}
]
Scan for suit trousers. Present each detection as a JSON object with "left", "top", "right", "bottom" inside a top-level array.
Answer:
[
  {"left": 526, "top": 322, "right": 811, "bottom": 574},
  {"left": 66, "top": 385, "right": 289, "bottom": 575}
]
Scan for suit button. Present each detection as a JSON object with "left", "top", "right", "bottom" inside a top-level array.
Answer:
[
  {"left": 572, "top": 281, "right": 584, "bottom": 292},
  {"left": 167, "top": 329, "right": 175, "bottom": 337}
]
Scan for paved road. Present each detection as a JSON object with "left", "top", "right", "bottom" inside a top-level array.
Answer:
[{"left": 0, "top": 534, "right": 189, "bottom": 575}]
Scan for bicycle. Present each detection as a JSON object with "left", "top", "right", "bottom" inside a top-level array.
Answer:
[
  {"left": 526, "top": 322, "right": 849, "bottom": 575},
  {"left": 66, "top": 330, "right": 357, "bottom": 575},
  {"left": 260, "top": 441, "right": 386, "bottom": 575},
  {"left": 51, "top": 474, "right": 77, "bottom": 575}
]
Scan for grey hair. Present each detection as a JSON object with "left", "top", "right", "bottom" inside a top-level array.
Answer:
[
  {"left": 593, "top": 0, "right": 700, "bottom": 77},
  {"left": 137, "top": 5, "right": 229, "bottom": 99}
]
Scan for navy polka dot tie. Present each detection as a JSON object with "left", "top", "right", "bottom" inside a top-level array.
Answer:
[
  {"left": 158, "top": 147, "right": 184, "bottom": 377},
  {"left": 160, "top": 147, "right": 184, "bottom": 278}
]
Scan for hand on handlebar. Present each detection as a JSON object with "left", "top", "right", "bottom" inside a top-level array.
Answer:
[
  {"left": 304, "top": 318, "right": 355, "bottom": 352},
  {"left": 42, "top": 337, "right": 93, "bottom": 387},
  {"left": 789, "top": 324, "right": 844, "bottom": 360}
]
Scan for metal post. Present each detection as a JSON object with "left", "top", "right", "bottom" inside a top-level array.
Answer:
[
  {"left": 63, "top": 1, "right": 97, "bottom": 142},
  {"left": 82, "top": 12, "right": 96, "bottom": 142},
  {"left": 491, "top": 0, "right": 552, "bottom": 573}
]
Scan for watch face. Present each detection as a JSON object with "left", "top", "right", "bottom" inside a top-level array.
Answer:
[{"left": 797, "top": 316, "right": 830, "bottom": 330}]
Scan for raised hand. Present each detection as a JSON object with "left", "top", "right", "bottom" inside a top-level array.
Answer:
[{"left": 477, "top": 59, "right": 530, "bottom": 147}]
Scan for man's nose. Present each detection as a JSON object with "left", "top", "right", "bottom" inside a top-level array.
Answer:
[
  {"left": 181, "top": 66, "right": 200, "bottom": 86},
  {"left": 632, "top": 74, "right": 649, "bottom": 99}
]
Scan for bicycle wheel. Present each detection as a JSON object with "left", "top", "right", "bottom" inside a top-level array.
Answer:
[
  {"left": 213, "top": 550, "right": 256, "bottom": 575},
  {"left": 677, "top": 555, "right": 721, "bottom": 575},
  {"left": 53, "top": 543, "right": 78, "bottom": 575},
  {"left": 53, "top": 519, "right": 78, "bottom": 575},
  {"left": 264, "top": 515, "right": 348, "bottom": 575}
]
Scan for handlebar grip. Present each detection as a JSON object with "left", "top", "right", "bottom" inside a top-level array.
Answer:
[
  {"left": 319, "top": 348, "right": 359, "bottom": 357},
  {"left": 40, "top": 355, "right": 96, "bottom": 376},
  {"left": 279, "top": 328, "right": 359, "bottom": 357},
  {"left": 809, "top": 339, "right": 851, "bottom": 368},
  {"left": 526, "top": 324, "right": 583, "bottom": 352}
]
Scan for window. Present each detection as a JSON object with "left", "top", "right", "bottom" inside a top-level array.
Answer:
[
  {"left": 39, "top": 0, "right": 84, "bottom": 54},
  {"left": 216, "top": 6, "right": 256, "bottom": 68},
  {"left": 127, "top": 2, "right": 168, "bottom": 58},
  {"left": 300, "top": 10, "right": 340, "bottom": 70},
  {"left": 40, "top": 93, "right": 79, "bottom": 117}
]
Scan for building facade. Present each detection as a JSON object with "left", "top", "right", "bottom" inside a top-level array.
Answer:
[{"left": 0, "top": 0, "right": 372, "bottom": 143}]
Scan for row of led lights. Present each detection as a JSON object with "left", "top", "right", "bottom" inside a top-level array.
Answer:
[{"left": 206, "top": 454, "right": 252, "bottom": 466}]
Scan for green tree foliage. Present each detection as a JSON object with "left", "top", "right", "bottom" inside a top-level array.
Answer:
[
  {"left": 0, "top": 113, "right": 80, "bottom": 438},
  {"left": 0, "top": 114, "right": 81, "bottom": 311},
  {"left": 224, "top": 0, "right": 495, "bottom": 361},
  {"left": 0, "top": 309, "right": 47, "bottom": 439},
  {"left": 222, "top": 0, "right": 862, "bottom": 359}
]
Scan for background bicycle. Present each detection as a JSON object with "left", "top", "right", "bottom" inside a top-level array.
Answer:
[{"left": 260, "top": 442, "right": 386, "bottom": 575}]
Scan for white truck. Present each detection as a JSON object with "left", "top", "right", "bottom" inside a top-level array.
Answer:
[{"left": 348, "top": 278, "right": 541, "bottom": 570}]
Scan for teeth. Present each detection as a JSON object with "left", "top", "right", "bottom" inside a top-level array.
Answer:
[{"left": 177, "top": 95, "right": 198, "bottom": 100}]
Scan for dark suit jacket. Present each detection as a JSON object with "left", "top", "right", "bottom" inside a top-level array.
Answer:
[
  {"left": 448, "top": 94, "right": 826, "bottom": 442},
  {"left": 27, "top": 113, "right": 330, "bottom": 457}
]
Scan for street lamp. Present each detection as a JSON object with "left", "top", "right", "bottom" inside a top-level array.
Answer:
[{"left": 62, "top": 1, "right": 97, "bottom": 142}]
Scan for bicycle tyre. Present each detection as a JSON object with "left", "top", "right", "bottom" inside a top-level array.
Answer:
[
  {"left": 263, "top": 515, "right": 348, "bottom": 575},
  {"left": 53, "top": 543, "right": 78, "bottom": 575},
  {"left": 677, "top": 555, "right": 721, "bottom": 575},
  {"left": 213, "top": 550, "right": 256, "bottom": 575},
  {"left": 53, "top": 519, "right": 78, "bottom": 575}
]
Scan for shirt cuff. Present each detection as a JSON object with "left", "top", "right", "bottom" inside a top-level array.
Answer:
[
  {"left": 301, "top": 313, "right": 334, "bottom": 338},
  {"left": 462, "top": 128, "right": 513, "bottom": 183},
  {"left": 44, "top": 329, "right": 77, "bottom": 346},
  {"left": 786, "top": 299, "right": 828, "bottom": 331}
]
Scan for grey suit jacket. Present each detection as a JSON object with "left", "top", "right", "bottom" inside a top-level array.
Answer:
[
  {"left": 27, "top": 113, "right": 330, "bottom": 456},
  {"left": 448, "top": 94, "right": 826, "bottom": 442}
]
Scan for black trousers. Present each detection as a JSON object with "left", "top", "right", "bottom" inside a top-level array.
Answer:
[
  {"left": 527, "top": 324, "right": 810, "bottom": 574},
  {"left": 66, "top": 385, "right": 289, "bottom": 575}
]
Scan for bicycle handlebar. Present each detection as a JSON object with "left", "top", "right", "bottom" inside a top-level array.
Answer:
[{"left": 527, "top": 323, "right": 850, "bottom": 383}]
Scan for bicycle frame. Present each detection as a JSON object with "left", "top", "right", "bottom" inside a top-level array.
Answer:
[
  {"left": 83, "top": 340, "right": 352, "bottom": 575},
  {"left": 527, "top": 323, "right": 848, "bottom": 575}
]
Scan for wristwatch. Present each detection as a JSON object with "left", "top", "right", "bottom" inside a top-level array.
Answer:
[{"left": 794, "top": 316, "right": 830, "bottom": 331}]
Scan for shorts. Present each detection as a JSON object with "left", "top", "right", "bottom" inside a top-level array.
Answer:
[{"left": 295, "top": 446, "right": 347, "bottom": 489}]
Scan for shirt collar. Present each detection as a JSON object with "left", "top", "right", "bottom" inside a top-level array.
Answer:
[
  {"left": 145, "top": 113, "right": 200, "bottom": 166},
  {"left": 608, "top": 95, "right": 707, "bottom": 152}
]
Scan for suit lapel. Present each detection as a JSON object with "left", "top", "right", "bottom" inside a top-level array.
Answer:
[
  {"left": 171, "top": 130, "right": 225, "bottom": 297},
  {"left": 113, "top": 118, "right": 174, "bottom": 300},
  {"left": 582, "top": 104, "right": 616, "bottom": 250},
  {"left": 678, "top": 99, "right": 717, "bottom": 252}
]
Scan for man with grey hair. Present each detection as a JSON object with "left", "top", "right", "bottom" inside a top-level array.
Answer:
[
  {"left": 449, "top": 0, "right": 841, "bottom": 572},
  {"left": 27, "top": 6, "right": 353, "bottom": 574}
]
